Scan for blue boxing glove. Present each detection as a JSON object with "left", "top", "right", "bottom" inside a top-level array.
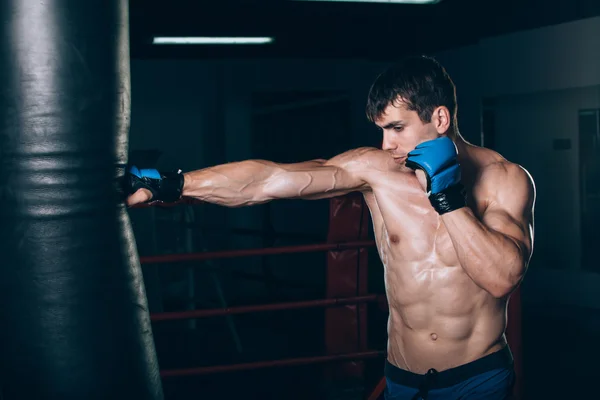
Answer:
[
  {"left": 405, "top": 136, "right": 466, "bottom": 214},
  {"left": 124, "top": 166, "right": 184, "bottom": 203}
]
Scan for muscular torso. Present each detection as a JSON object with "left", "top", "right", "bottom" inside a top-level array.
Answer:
[
  {"left": 361, "top": 148, "right": 507, "bottom": 373},
  {"left": 183, "top": 141, "right": 513, "bottom": 373}
]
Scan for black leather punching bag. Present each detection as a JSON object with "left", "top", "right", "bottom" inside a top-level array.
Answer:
[{"left": 0, "top": 1, "right": 163, "bottom": 399}]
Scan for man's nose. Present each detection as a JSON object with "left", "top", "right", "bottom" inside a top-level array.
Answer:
[{"left": 381, "top": 131, "right": 397, "bottom": 151}]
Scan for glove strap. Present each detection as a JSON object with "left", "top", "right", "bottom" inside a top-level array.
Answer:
[
  {"left": 153, "top": 170, "right": 184, "bottom": 203},
  {"left": 429, "top": 184, "right": 467, "bottom": 215}
]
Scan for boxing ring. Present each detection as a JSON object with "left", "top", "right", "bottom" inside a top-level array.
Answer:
[{"left": 134, "top": 193, "right": 524, "bottom": 400}]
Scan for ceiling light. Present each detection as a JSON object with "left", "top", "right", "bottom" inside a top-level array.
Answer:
[
  {"left": 152, "top": 37, "right": 275, "bottom": 45},
  {"left": 295, "top": 0, "right": 441, "bottom": 4}
]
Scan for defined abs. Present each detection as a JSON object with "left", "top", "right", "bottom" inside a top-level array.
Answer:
[
  {"left": 386, "top": 299, "right": 506, "bottom": 373},
  {"left": 386, "top": 320, "right": 474, "bottom": 373}
]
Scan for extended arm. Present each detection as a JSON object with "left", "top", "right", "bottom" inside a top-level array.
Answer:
[
  {"left": 441, "top": 163, "right": 535, "bottom": 298},
  {"left": 126, "top": 148, "right": 377, "bottom": 207}
]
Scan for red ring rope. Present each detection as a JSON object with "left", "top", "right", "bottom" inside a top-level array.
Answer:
[
  {"left": 151, "top": 294, "right": 385, "bottom": 321},
  {"left": 140, "top": 236, "right": 383, "bottom": 382},
  {"left": 160, "top": 351, "right": 385, "bottom": 377},
  {"left": 140, "top": 240, "right": 376, "bottom": 264}
]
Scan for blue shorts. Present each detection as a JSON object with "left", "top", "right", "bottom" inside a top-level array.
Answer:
[{"left": 384, "top": 346, "right": 515, "bottom": 400}]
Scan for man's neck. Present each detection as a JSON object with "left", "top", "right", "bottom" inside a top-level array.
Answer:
[
  {"left": 452, "top": 134, "right": 479, "bottom": 185},
  {"left": 454, "top": 135, "right": 470, "bottom": 158}
]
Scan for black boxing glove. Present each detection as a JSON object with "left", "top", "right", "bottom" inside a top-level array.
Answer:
[
  {"left": 125, "top": 166, "right": 184, "bottom": 203},
  {"left": 428, "top": 184, "right": 467, "bottom": 215}
]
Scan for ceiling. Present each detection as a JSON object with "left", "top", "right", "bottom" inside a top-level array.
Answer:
[{"left": 129, "top": 0, "right": 600, "bottom": 61}]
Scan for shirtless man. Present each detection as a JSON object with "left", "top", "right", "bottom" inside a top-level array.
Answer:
[{"left": 125, "top": 55, "right": 535, "bottom": 400}]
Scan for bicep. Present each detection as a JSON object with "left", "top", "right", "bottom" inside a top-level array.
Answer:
[
  {"left": 483, "top": 208, "right": 532, "bottom": 258},
  {"left": 264, "top": 148, "right": 375, "bottom": 200},
  {"left": 480, "top": 164, "right": 535, "bottom": 258}
]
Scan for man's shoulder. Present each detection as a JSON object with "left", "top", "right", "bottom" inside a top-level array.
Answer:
[
  {"left": 348, "top": 146, "right": 387, "bottom": 158},
  {"left": 475, "top": 152, "right": 535, "bottom": 205},
  {"left": 335, "top": 147, "right": 394, "bottom": 168},
  {"left": 329, "top": 147, "right": 406, "bottom": 189},
  {"left": 481, "top": 157, "right": 533, "bottom": 188}
]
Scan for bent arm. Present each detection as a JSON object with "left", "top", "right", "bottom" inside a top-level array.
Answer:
[
  {"left": 441, "top": 163, "right": 535, "bottom": 298},
  {"left": 181, "top": 148, "right": 376, "bottom": 207}
]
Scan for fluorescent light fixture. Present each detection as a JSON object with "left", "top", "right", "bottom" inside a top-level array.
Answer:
[
  {"left": 295, "top": 0, "right": 441, "bottom": 4},
  {"left": 152, "top": 37, "right": 274, "bottom": 45}
]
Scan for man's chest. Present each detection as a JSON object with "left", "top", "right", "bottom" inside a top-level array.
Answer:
[{"left": 363, "top": 182, "right": 485, "bottom": 262}]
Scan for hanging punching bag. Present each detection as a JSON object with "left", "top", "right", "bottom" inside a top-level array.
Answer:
[{"left": 0, "top": 1, "right": 163, "bottom": 399}]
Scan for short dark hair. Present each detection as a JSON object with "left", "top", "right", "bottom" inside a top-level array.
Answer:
[{"left": 366, "top": 55, "right": 457, "bottom": 133}]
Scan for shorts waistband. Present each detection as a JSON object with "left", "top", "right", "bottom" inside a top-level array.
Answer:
[{"left": 384, "top": 346, "right": 514, "bottom": 390}]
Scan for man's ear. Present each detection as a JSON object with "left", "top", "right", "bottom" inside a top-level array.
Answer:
[{"left": 431, "top": 106, "right": 451, "bottom": 135}]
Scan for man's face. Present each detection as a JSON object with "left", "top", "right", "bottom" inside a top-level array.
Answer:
[{"left": 375, "top": 101, "right": 441, "bottom": 165}]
